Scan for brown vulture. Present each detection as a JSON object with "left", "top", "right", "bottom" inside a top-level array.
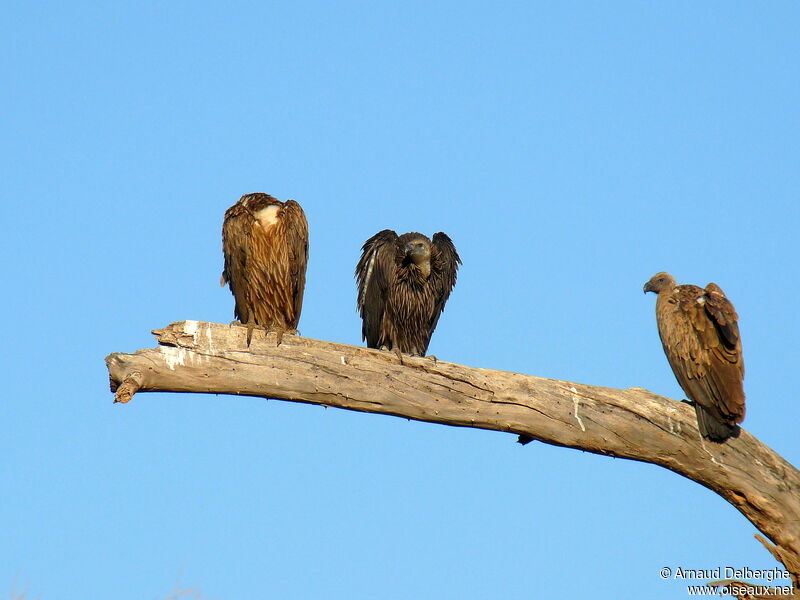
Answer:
[
  {"left": 355, "top": 229, "right": 461, "bottom": 357},
  {"left": 221, "top": 193, "right": 308, "bottom": 345},
  {"left": 643, "top": 272, "right": 745, "bottom": 441}
]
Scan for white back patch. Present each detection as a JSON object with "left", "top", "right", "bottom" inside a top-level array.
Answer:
[
  {"left": 696, "top": 296, "right": 706, "bottom": 305},
  {"left": 254, "top": 205, "right": 281, "bottom": 228}
]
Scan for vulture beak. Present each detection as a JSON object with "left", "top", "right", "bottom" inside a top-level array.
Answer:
[
  {"left": 643, "top": 281, "right": 653, "bottom": 294},
  {"left": 405, "top": 243, "right": 427, "bottom": 260}
]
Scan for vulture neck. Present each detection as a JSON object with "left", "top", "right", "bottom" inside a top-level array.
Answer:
[
  {"left": 415, "top": 260, "right": 431, "bottom": 279},
  {"left": 655, "top": 285, "right": 678, "bottom": 315},
  {"left": 659, "top": 284, "right": 677, "bottom": 296}
]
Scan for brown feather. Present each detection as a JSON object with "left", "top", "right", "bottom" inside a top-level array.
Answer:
[
  {"left": 645, "top": 272, "right": 745, "bottom": 442},
  {"left": 221, "top": 193, "right": 309, "bottom": 333}
]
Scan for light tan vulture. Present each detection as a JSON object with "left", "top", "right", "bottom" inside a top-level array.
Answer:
[
  {"left": 221, "top": 193, "right": 308, "bottom": 345},
  {"left": 355, "top": 230, "right": 461, "bottom": 357},
  {"left": 644, "top": 272, "right": 745, "bottom": 441}
]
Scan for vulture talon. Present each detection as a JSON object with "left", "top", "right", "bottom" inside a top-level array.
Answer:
[{"left": 245, "top": 321, "right": 257, "bottom": 347}]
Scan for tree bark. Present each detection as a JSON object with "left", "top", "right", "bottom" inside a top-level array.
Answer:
[{"left": 105, "top": 320, "right": 800, "bottom": 594}]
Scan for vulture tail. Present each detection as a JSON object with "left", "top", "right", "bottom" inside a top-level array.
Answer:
[{"left": 694, "top": 403, "right": 739, "bottom": 442}]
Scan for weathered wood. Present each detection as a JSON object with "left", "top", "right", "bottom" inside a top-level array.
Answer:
[{"left": 106, "top": 320, "right": 800, "bottom": 592}]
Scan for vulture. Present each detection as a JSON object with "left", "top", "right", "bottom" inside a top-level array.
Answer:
[
  {"left": 355, "top": 230, "right": 461, "bottom": 356},
  {"left": 643, "top": 272, "right": 745, "bottom": 441},
  {"left": 221, "top": 193, "right": 309, "bottom": 345}
]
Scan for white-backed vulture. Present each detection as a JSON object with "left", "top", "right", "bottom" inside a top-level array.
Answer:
[
  {"left": 221, "top": 193, "right": 308, "bottom": 345},
  {"left": 644, "top": 272, "right": 745, "bottom": 441},
  {"left": 356, "top": 230, "right": 460, "bottom": 356}
]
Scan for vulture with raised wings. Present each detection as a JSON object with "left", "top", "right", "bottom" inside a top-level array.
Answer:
[
  {"left": 644, "top": 272, "right": 745, "bottom": 441},
  {"left": 221, "top": 193, "right": 308, "bottom": 345},
  {"left": 356, "top": 230, "right": 461, "bottom": 356}
]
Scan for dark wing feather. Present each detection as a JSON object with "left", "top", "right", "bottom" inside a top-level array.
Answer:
[
  {"left": 282, "top": 200, "right": 309, "bottom": 328},
  {"left": 704, "top": 282, "right": 740, "bottom": 350},
  {"left": 355, "top": 230, "right": 399, "bottom": 347},
  {"left": 221, "top": 202, "right": 253, "bottom": 324},
  {"left": 700, "top": 283, "right": 746, "bottom": 422},
  {"left": 428, "top": 232, "right": 461, "bottom": 333}
]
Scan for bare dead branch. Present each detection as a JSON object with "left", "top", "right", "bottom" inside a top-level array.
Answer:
[
  {"left": 112, "top": 371, "right": 143, "bottom": 404},
  {"left": 105, "top": 320, "right": 800, "bottom": 591}
]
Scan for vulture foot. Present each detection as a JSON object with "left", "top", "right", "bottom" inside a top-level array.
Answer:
[
  {"left": 245, "top": 322, "right": 261, "bottom": 347},
  {"left": 266, "top": 325, "right": 299, "bottom": 347},
  {"left": 229, "top": 320, "right": 265, "bottom": 347}
]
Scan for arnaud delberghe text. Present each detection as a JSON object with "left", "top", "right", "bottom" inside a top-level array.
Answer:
[{"left": 674, "top": 567, "right": 790, "bottom": 582}]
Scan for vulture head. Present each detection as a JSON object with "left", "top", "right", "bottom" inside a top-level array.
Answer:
[
  {"left": 404, "top": 237, "right": 432, "bottom": 277},
  {"left": 643, "top": 272, "right": 677, "bottom": 294}
]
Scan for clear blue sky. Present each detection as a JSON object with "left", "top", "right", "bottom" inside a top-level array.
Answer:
[{"left": 2, "top": 2, "right": 798, "bottom": 598}]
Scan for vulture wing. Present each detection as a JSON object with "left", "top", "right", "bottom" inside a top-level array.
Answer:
[
  {"left": 428, "top": 232, "right": 461, "bottom": 334},
  {"left": 355, "top": 229, "right": 399, "bottom": 347},
  {"left": 221, "top": 201, "right": 254, "bottom": 324},
  {"left": 700, "top": 282, "right": 746, "bottom": 422},
  {"left": 281, "top": 200, "right": 309, "bottom": 328},
  {"left": 704, "top": 282, "right": 741, "bottom": 351}
]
